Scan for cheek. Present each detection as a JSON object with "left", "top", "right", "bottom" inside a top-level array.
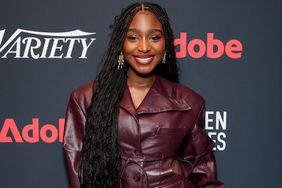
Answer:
[
  {"left": 154, "top": 41, "right": 166, "bottom": 53},
  {"left": 123, "top": 41, "right": 135, "bottom": 54}
]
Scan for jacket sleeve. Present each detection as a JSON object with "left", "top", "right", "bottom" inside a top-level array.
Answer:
[
  {"left": 63, "top": 91, "right": 86, "bottom": 188},
  {"left": 177, "top": 101, "right": 224, "bottom": 187}
]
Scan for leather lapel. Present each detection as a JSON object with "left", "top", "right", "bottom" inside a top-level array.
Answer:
[
  {"left": 119, "top": 76, "right": 191, "bottom": 115},
  {"left": 119, "top": 84, "right": 138, "bottom": 117}
]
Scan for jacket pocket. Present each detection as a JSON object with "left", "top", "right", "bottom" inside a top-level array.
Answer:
[{"left": 155, "top": 127, "right": 187, "bottom": 136}]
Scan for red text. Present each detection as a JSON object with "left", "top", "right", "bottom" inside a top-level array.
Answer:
[
  {"left": 174, "top": 32, "right": 243, "bottom": 59},
  {"left": 0, "top": 118, "right": 65, "bottom": 143}
]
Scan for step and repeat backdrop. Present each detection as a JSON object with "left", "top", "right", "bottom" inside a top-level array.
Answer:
[{"left": 1, "top": 0, "right": 281, "bottom": 187}]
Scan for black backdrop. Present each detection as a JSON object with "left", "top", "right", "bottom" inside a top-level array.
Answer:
[{"left": 1, "top": 0, "right": 281, "bottom": 187}]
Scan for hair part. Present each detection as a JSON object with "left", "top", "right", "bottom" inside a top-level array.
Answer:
[{"left": 78, "top": 2, "right": 179, "bottom": 187}]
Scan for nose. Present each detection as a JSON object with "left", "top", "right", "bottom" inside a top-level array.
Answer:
[{"left": 138, "top": 38, "right": 151, "bottom": 53}]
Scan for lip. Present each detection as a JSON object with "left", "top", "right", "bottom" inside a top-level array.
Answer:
[{"left": 134, "top": 55, "right": 154, "bottom": 65}]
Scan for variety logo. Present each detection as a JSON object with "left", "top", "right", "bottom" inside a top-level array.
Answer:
[{"left": 0, "top": 29, "right": 96, "bottom": 59}]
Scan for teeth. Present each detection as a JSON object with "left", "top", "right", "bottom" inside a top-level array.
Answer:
[{"left": 136, "top": 57, "right": 153, "bottom": 63}]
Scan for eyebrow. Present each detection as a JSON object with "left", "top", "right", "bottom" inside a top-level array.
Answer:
[{"left": 127, "top": 28, "right": 163, "bottom": 34}]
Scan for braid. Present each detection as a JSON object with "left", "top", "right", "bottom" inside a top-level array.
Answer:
[{"left": 78, "top": 2, "right": 179, "bottom": 187}]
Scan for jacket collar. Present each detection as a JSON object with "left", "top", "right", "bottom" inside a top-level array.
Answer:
[{"left": 119, "top": 76, "right": 191, "bottom": 116}]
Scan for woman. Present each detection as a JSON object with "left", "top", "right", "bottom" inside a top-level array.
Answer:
[{"left": 63, "top": 2, "right": 224, "bottom": 188}]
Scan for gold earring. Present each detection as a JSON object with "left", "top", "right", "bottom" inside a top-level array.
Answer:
[
  {"left": 118, "top": 52, "right": 124, "bottom": 70},
  {"left": 162, "top": 52, "right": 166, "bottom": 64}
]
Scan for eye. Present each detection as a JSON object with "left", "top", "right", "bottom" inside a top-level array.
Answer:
[
  {"left": 150, "top": 35, "right": 162, "bottom": 41},
  {"left": 127, "top": 35, "right": 138, "bottom": 41}
]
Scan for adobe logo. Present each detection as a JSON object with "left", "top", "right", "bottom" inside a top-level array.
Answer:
[
  {"left": 174, "top": 32, "right": 243, "bottom": 59},
  {"left": 0, "top": 118, "right": 65, "bottom": 143}
]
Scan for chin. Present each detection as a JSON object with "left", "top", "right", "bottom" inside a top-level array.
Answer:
[
  {"left": 130, "top": 66, "right": 156, "bottom": 76},
  {"left": 136, "top": 69, "right": 155, "bottom": 76}
]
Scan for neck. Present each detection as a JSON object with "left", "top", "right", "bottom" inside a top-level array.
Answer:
[{"left": 127, "top": 69, "right": 156, "bottom": 88}]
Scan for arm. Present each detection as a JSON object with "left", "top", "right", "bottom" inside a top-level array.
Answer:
[
  {"left": 177, "top": 102, "right": 224, "bottom": 187},
  {"left": 63, "top": 92, "right": 86, "bottom": 188}
]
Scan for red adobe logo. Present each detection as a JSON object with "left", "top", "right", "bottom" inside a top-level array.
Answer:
[
  {"left": 0, "top": 118, "right": 65, "bottom": 143},
  {"left": 174, "top": 32, "right": 243, "bottom": 59}
]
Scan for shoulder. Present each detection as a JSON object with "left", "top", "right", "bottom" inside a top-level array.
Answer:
[
  {"left": 157, "top": 76, "right": 205, "bottom": 110},
  {"left": 174, "top": 82, "right": 205, "bottom": 108},
  {"left": 69, "top": 81, "right": 95, "bottom": 113},
  {"left": 71, "top": 81, "right": 94, "bottom": 99}
]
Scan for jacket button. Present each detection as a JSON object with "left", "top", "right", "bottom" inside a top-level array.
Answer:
[
  {"left": 134, "top": 149, "right": 141, "bottom": 156},
  {"left": 133, "top": 174, "right": 141, "bottom": 182}
]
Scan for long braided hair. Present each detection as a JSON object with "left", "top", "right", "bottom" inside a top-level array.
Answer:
[{"left": 78, "top": 2, "right": 179, "bottom": 187}]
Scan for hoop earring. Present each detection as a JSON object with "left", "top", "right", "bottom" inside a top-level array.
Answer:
[
  {"left": 118, "top": 52, "right": 124, "bottom": 70},
  {"left": 162, "top": 52, "right": 166, "bottom": 64}
]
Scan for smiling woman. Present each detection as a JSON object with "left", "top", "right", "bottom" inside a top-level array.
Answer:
[
  {"left": 63, "top": 2, "right": 224, "bottom": 188},
  {"left": 123, "top": 10, "right": 165, "bottom": 77}
]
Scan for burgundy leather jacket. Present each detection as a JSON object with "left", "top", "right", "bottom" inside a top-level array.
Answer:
[{"left": 63, "top": 76, "right": 224, "bottom": 188}]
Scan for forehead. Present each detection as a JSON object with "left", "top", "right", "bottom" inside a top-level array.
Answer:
[{"left": 128, "top": 11, "right": 163, "bottom": 31}]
